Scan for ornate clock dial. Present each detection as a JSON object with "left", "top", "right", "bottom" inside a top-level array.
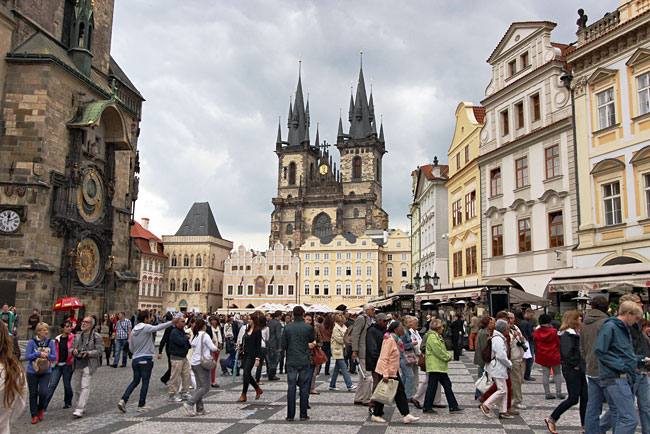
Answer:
[
  {"left": 319, "top": 164, "right": 328, "bottom": 175},
  {"left": 77, "top": 169, "right": 104, "bottom": 222},
  {"left": 0, "top": 210, "right": 20, "bottom": 233},
  {"left": 76, "top": 238, "right": 102, "bottom": 286}
]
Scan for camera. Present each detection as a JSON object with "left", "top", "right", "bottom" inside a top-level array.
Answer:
[{"left": 516, "top": 340, "right": 528, "bottom": 352}]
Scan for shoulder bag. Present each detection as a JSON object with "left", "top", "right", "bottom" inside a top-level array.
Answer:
[
  {"left": 474, "top": 370, "right": 493, "bottom": 394},
  {"left": 199, "top": 333, "right": 217, "bottom": 370},
  {"left": 312, "top": 346, "right": 328, "bottom": 366},
  {"left": 403, "top": 348, "right": 417, "bottom": 366}
]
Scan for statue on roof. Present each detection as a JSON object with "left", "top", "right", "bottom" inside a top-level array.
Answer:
[{"left": 577, "top": 9, "right": 588, "bottom": 30}]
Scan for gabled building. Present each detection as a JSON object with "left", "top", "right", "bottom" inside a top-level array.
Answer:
[
  {"left": 446, "top": 103, "right": 485, "bottom": 285},
  {"left": 410, "top": 159, "right": 449, "bottom": 286},
  {"left": 131, "top": 218, "right": 166, "bottom": 312},
  {"left": 162, "top": 202, "right": 232, "bottom": 313},
  {"left": 478, "top": 21, "right": 578, "bottom": 297}
]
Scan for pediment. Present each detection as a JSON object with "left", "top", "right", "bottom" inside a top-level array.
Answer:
[
  {"left": 487, "top": 21, "right": 556, "bottom": 64},
  {"left": 587, "top": 67, "right": 617, "bottom": 85},
  {"left": 590, "top": 158, "right": 625, "bottom": 175},
  {"left": 630, "top": 145, "right": 650, "bottom": 165},
  {"left": 509, "top": 198, "right": 535, "bottom": 211},
  {"left": 626, "top": 48, "right": 650, "bottom": 68},
  {"left": 538, "top": 189, "right": 569, "bottom": 202},
  {"left": 484, "top": 206, "right": 504, "bottom": 218}
]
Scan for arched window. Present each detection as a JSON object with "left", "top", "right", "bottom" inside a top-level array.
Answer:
[
  {"left": 312, "top": 212, "right": 332, "bottom": 238},
  {"left": 310, "top": 163, "right": 314, "bottom": 179},
  {"left": 169, "top": 279, "right": 176, "bottom": 292},
  {"left": 171, "top": 255, "right": 177, "bottom": 267},
  {"left": 182, "top": 279, "right": 188, "bottom": 291},
  {"left": 183, "top": 255, "right": 189, "bottom": 267},
  {"left": 289, "top": 162, "right": 296, "bottom": 185},
  {"left": 353, "top": 156, "right": 362, "bottom": 179},
  {"left": 288, "top": 241, "right": 293, "bottom": 249},
  {"left": 195, "top": 279, "right": 201, "bottom": 292},
  {"left": 286, "top": 224, "right": 293, "bottom": 235},
  {"left": 196, "top": 255, "right": 202, "bottom": 267}
]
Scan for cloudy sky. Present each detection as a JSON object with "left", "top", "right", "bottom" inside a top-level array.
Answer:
[{"left": 110, "top": 0, "right": 612, "bottom": 250}]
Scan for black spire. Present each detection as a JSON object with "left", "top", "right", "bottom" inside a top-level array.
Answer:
[
  {"left": 337, "top": 114, "right": 344, "bottom": 138},
  {"left": 276, "top": 116, "right": 282, "bottom": 149},
  {"left": 379, "top": 121, "right": 384, "bottom": 143},
  {"left": 348, "top": 53, "right": 373, "bottom": 139},
  {"left": 287, "top": 61, "right": 309, "bottom": 147}
]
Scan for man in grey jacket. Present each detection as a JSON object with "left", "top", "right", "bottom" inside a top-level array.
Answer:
[
  {"left": 70, "top": 316, "right": 104, "bottom": 418},
  {"left": 266, "top": 311, "right": 283, "bottom": 381},
  {"left": 351, "top": 304, "right": 375, "bottom": 405},
  {"left": 117, "top": 310, "right": 177, "bottom": 413}
]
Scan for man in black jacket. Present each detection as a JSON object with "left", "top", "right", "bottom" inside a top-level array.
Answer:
[
  {"left": 450, "top": 313, "right": 464, "bottom": 361},
  {"left": 158, "top": 323, "right": 173, "bottom": 384},
  {"left": 167, "top": 315, "right": 191, "bottom": 402},
  {"left": 520, "top": 308, "right": 536, "bottom": 381},
  {"left": 267, "top": 311, "right": 283, "bottom": 381},
  {"left": 365, "top": 313, "right": 389, "bottom": 393}
]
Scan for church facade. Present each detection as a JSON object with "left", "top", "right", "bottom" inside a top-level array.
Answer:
[{"left": 269, "top": 63, "right": 389, "bottom": 251}]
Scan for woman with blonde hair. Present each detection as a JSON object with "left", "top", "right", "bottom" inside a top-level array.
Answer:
[
  {"left": 25, "top": 322, "right": 56, "bottom": 424},
  {"left": 544, "top": 310, "right": 587, "bottom": 434},
  {"left": 0, "top": 321, "right": 27, "bottom": 433},
  {"left": 329, "top": 314, "right": 356, "bottom": 391}
]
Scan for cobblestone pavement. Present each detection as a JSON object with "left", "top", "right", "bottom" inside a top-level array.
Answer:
[{"left": 13, "top": 349, "right": 614, "bottom": 434}]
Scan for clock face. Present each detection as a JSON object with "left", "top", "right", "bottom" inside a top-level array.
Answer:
[
  {"left": 319, "top": 164, "right": 328, "bottom": 175},
  {"left": 0, "top": 210, "right": 20, "bottom": 233},
  {"left": 76, "top": 238, "right": 102, "bottom": 286},
  {"left": 77, "top": 169, "right": 104, "bottom": 222}
]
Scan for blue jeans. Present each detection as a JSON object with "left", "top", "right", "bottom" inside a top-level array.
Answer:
[
  {"left": 27, "top": 372, "right": 50, "bottom": 417},
  {"left": 329, "top": 359, "right": 353, "bottom": 388},
  {"left": 603, "top": 377, "right": 638, "bottom": 434},
  {"left": 475, "top": 365, "right": 485, "bottom": 399},
  {"left": 121, "top": 358, "right": 154, "bottom": 407},
  {"left": 585, "top": 377, "right": 611, "bottom": 434},
  {"left": 113, "top": 338, "right": 128, "bottom": 366},
  {"left": 635, "top": 374, "right": 650, "bottom": 434},
  {"left": 286, "top": 364, "right": 310, "bottom": 420},
  {"left": 400, "top": 358, "right": 415, "bottom": 399},
  {"left": 524, "top": 345, "right": 535, "bottom": 379},
  {"left": 322, "top": 342, "right": 332, "bottom": 374},
  {"left": 44, "top": 364, "right": 73, "bottom": 409}
]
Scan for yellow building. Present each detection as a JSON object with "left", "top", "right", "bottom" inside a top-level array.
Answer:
[
  {"left": 446, "top": 103, "right": 485, "bottom": 284},
  {"left": 566, "top": 2, "right": 650, "bottom": 272},
  {"left": 379, "top": 229, "right": 412, "bottom": 294}
]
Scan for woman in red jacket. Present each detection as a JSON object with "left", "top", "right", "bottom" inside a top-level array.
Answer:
[{"left": 533, "top": 314, "right": 564, "bottom": 400}]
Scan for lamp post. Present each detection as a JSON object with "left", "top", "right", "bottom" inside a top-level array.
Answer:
[
  {"left": 224, "top": 297, "right": 234, "bottom": 316},
  {"left": 423, "top": 271, "right": 431, "bottom": 290},
  {"left": 413, "top": 272, "right": 421, "bottom": 292},
  {"left": 432, "top": 272, "right": 440, "bottom": 288}
]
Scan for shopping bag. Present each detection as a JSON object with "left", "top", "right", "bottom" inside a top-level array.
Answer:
[
  {"left": 370, "top": 379, "right": 399, "bottom": 406},
  {"left": 474, "top": 370, "right": 493, "bottom": 394}
]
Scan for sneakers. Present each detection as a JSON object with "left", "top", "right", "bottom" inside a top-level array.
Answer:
[
  {"left": 196, "top": 409, "right": 208, "bottom": 416},
  {"left": 183, "top": 402, "right": 195, "bottom": 417},
  {"left": 514, "top": 404, "right": 527, "bottom": 409},
  {"left": 168, "top": 395, "right": 182, "bottom": 403},
  {"left": 499, "top": 413, "right": 515, "bottom": 419},
  {"left": 181, "top": 393, "right": 192, "bottom": 401},
  {"left": 403, "top": 414, "right": 420, "bottom": 424},
  {"left": 137, "top": 406, "right": 150, "bottom": 413},
  {"left": 72, "top": 409, "right": 83, "bottom": 418},
  {"left": 329, "top": 386, "right": 339, "bottom": 391},
  {"left": 371, "top": 415, "right": 386, "bottom": 423},
  {"left": 347, "top": 385, "right": 357, "bottom": 392},
  {"left": 117, "top": 399, "right": 127, "bottom": 413}
]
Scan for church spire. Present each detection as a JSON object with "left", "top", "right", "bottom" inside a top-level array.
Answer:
[
  {"left": 379, "top": 121, "right": 384, "bottom": 143},
  {"left": 276, "top": 117, "right": 282, "bottom": 145},
  {"left": 314, "top": 122, "right": 320, "bottom": 148},
  {"left": 68, "top": 0, "right": 94, "bottom": 76},
  {"left": 348, "top": 51, "right": 373, "bottom": 139},
  {"left": 287, "top": 60, "right": 309, "bottom": 147},
  {"left": 337, "top": 114, "right": 344, "bottom": 139}
]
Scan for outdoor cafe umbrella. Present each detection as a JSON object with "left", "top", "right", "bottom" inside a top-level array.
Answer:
[{"left": 53, "top": 297, "right": 83, "bottom": 311}]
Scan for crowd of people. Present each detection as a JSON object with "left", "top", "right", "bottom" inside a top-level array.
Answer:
[{"left": 1, "top": 297, "right": 649, "bottom": 432}]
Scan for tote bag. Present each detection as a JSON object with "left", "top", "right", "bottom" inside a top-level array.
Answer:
[
  {"left": 370, "top": 379, "right": 399, "bottom": 406},
  {"left": 474, "top": 370, "right": 493, "bottom": 394},
  {"left": 199, "top": 334, "right": 217, "bottom": 370}
]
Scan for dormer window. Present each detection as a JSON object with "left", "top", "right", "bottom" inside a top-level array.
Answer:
[
  {"left": 520, "top": 52, "right": 529, "bottom": 69},
  {"left": 149, "top": 241, "right": 157, "bottom": 253},
  {"left": 508, "top": 60, "right": 517, "bottom": 77}
]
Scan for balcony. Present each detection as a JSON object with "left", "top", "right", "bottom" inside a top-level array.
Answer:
[{"left": 578, "top": 10, "right": 620, "bottom": 46}]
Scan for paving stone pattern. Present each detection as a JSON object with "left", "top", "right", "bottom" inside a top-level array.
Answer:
[{"left": 13, "top": 351, "right": 618, "bottom": 434}]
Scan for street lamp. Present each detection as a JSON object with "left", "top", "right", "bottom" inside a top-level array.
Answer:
[
  {"left": 224, "top": 297, "right": 234, "bottom": 316},
  {"left": 414, "top": 272, "right": 421, "bottom": 291},
  {"left": 432, "top": 272, "right": 440, "bottom": 287},
  {"left": 423, "top": 271, "right": 431, "bottom": 287}
]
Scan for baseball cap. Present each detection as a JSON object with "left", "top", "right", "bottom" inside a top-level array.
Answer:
[{"left": 376, "top": 313, "right": 389, "bottom": 321}]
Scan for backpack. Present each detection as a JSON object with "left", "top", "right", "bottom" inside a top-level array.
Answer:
[
  {"left": 481, "top": 336, "right": 493, "bottom": 363},
  {"left": 343, "top": 322, "right": 355, "bottom": 352},
  {"left": 32, "top": 337, "right": 52, "bottom": 373}
]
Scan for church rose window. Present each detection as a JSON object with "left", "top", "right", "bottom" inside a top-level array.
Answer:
[{"left": 312, "top": 212, "right": 332, "bottom": 238}]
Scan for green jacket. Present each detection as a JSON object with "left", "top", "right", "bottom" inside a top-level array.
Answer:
[{"left": 425, "top": 330, "right": 450, "bottom": 373}]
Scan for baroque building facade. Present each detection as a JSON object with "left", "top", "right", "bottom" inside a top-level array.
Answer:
[
  {"left": 0, "top": 0, "right": 143, "bottom": 332},
  {"left": 378, "top": 229, "right": 411, "bottom": 295},
  {"left": 269, "top": 63, "right": 388, "bottom": 251},
  {"left": 478, "top": 21, "right": 578, "bottom": 297},
  {"left": 131, "top": 218, "right": 165, "bottom": 312},
  {"left": 446, "top": 103, "right": 485, "bottom": 285},
  {"left": 162, "top": 202, "right": 232, "bottom": 313},
  {"left": 222, "top": 243, "right": 299, "bottom": 311}
]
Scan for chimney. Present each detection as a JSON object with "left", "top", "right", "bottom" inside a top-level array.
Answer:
[{"left": 141, "top": 218, "right": 150, "bottom": 230}]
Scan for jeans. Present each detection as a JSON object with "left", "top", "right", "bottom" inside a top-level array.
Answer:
[
  {"left": 189, "top": 365, "right": 210, "bottom": 413},
  {"left": 400, "top": 358, "right": 415, "bottom": 399},
  {"left": 585, "top": 377, "right": 611, "bottom": 434},
  {"left": 121, "top": 358, "right": 154, "bottom": 407},
  {"left": 113, "top": 338, "right": 128, "bottom": 366},
  {"left": 550, "top": 368, "right": 588, "bottom": 426},
  {"left": 634, "top": 373, "right": 650, "bottom": 434},
  {"left": 329, "top": 359, "right": 353, "bottom": 388},
  {"left": 423, "top": 371, "right": 459, "bottom": 411},
  {"left": 266, "top": 347, "right": 279, "bottom": 379},
  {"left": 603, "top": 376, "right": 638, "bottom": 434},
  {"left": 242, "top": 354, "right": 259, "bottom": 394},
  {"left": 286, "top": 364, "right": 310, "bottom": 420},
  {"left": 542, "top": 365, "right": 563, "bottom": 396},
  {"left": 44, "top": 364, "right": 73, "bottom": 410},
  {"left": 322, "top": 342, "right": 332, "bottom": 374},
  {"left": 524, "top": 345, "right": 535, "bottom": 379},
  {"left": 27, "top": 372, "right": 51, "bottom": 417},
  {"left": 160, "top": 352, "right": 171, "bottom": 383},
  {"left": 255, "top": 348, "right": 267, "bottom": 383},
  {"left": 475, "top": 365, "right": 485, "bottom": 399},
  {"left": 372, "top": 375, "right": 410, "bottom": 417}
]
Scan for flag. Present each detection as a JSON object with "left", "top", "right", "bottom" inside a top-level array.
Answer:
[
  {"left": 269, "top": 276, "right": 274, "bottom": 284},
  {"left": 239, "top": 276, "right": 244, "bottom": 284}
]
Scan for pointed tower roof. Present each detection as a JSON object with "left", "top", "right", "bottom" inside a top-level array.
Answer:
[
  {"left": 314, "top": 123, "right": 320, "bottom": 147},
  {"left": 348, "top": 53, "right": 373, "bottom": 139},
  {"left": 379, "top": 121, "right": 384, "bottom": 143},
  {"left": 276, "top": 117, "right": 282, "bottom": 145},
  {"left": 175, "top": 202, "right": 222, "bottom": 238},
  {"left": 287, "top": 62, "right": 309, "bottom": 147},
  {"left": 337, "top": 115, "right": 344, "bottom": 138}
]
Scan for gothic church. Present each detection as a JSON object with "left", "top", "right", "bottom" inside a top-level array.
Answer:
[{"left": 270, "top": 61, "right": 388, "bottom": 250}]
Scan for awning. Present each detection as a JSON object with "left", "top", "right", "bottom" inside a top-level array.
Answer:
[
  {"left": 415, "top": 288, "right": 484, "bottom": 302},
  {"left": 509, "top": 287, "right": 550, "bottom": 305},
  {"left": 546, "top": 263, "right": 650, "bottom": 294},
  {"left": 368, "top": 296, "right": 397, "bottom": 308}
]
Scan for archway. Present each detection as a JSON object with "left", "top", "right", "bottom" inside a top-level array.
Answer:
[{"left": 602, "top": 256, "right": 642, "bottom": 266}]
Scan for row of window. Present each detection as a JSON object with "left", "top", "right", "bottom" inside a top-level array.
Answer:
[
  {"left": 139, "top": 282, "right": 162, "bottom": 298},
  {"left": 169, "top": 278, "right": 215, "bottom": 292},
  {"left": 499, "top": 93, "right": 541, "bottom": 137},
  {"left": 231, "top": 264, "right": 291, "bottom": 272},
  {"left": 507, "top": 52, "right": 529, "bottom": 78},
  {"left": 455, "top": 144, "right": 471, "bottom": 170},
  {"left": 303, "top": 252, "right": 406, "bottom": 261},
  {"left": 142, "top": 259, "right": 164, "bottom": 274},
  {"left": 452, "top": 245, "right": 478, "bottom": 278},
  {"left": 170, "top": 254, "right": 217, "bottom": 268},
  {"left": 451, "top": 191, "right": 477, "bottom": 227},
  {"left": 489, "top": 144, "right": 560, "bottom": 196},
  {"left": 226, "top": 284, "right": 295, "bottom": 297},
  {"left": 303, "top": 283, "right": 373, "bottom": 296},
  {"left": 595, "top": 72, "right": 650, "bottom": 131},
  {"left": 283, "top": 156, "right": 380, "bottom": 185},
  {"left": 489, "top": 211, "right": 564, "bottom": 257}
]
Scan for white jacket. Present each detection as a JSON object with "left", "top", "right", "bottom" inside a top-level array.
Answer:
[
  {"left": 190, "top": 331, "right": 219, "bottom": 367},
  {"left": 486, "top": 331, "right": 512, "bottom": 379},
  {"left": 0, "top": 363, "right": 27, "bottom": 434}
]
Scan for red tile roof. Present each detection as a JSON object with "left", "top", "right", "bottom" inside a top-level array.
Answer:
[
  {"left": 133, "top": 238, "right": 167, "bottom": 259},
  {"left": 131, "top": 221, "right": 161, "bottom": 242},
  {"left": 473, "top": 106, "right": 486, "bottom": 124},
  {"left": 487, "top": 21, "right": 557, "bottom": 63},
  {"left": 420, "top": 164, "right": 449, "bottom": 180}
]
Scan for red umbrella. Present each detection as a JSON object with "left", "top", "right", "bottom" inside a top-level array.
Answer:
[{"left": 53, "top": 297, "right": 83, "bottom": 312}]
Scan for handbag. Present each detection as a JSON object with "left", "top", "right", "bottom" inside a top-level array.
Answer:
[
  {"left": 32, "top": 338, "right": 51, "bottom": 373},
  {"left": 404, "top": 349, "right": 417, "bottom": 366},
  {"left": 417, "top": 351, "right": 426, "bottom": 370},
  {"left": 474, "top": 370, "right": 493, "bottom": 394},
  {"left": 312, "top": 346, "right": 328, "bottom": 366},
  {"left": 370, "top": 378, "right": 399, "bottom": 405},
  {"left": 199, "top": 334, "right": 217, "bottom": 370}
]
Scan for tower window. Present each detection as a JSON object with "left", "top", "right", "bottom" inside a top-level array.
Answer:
[
  {"left": 353, "top": 157, "right": 362, "bottom": 179},
  {"left": 288, "top": 162, "right": 296, "bottom": 185}
]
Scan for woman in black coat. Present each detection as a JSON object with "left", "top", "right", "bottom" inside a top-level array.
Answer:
[
  {"left": 236, "top": 312, "right": 262, "bottom": 403},
  {"left": 544, "top": 310, "right": 587, "bottom": 434}
]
